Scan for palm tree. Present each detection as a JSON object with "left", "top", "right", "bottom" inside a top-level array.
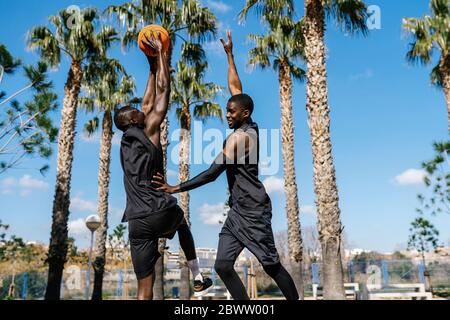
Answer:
[
  {"left": 302, "top": 0, "right": 368, "bottom": 299},
  {"left": 107, "top": 0, "right": 217, "bottom": 299},
  {"left": 79, "top": 59, "right": 136, "bottom": 300},
  {"left": 172, "top": 43, "right": 222, "bottom": 299},
  {"left": 403, "top": 0, "right": 450, "bottom": 129},
  {"left": 242, "top": 0, "right": 369, "bottom": 299},
  {"left": 28, "top": 7, "right": 118, "bottom": 300},
  {"left": 245, "top": 12, "right": 306, "bottom": 298}
]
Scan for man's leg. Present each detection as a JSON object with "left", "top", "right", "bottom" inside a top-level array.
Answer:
[
  {"left": 214, "top": 231, "right": 249, "bottom": 300},
  {"left": 137, "top": 272, "right": 155, "bottom": 300},
  {"left": 129, "top": 217, "right": 160, "bottom": 300},
  {"left": 263, "top": 263, "right": 299, "bottom": 300}
]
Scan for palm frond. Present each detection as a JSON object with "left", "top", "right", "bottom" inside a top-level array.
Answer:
[
  {"left": 27, "top": 26, "right": 61, "bottom": 67},
  {"left": 431, "top": 63, "right": 444, "bottom": 87},
  {"left": 325, "top": 0, "right": 369, "bottom": 36},
  {"left": 403, "top": 18, "right": 434, "bottom": 65},
  {"left": 0, "top": 44, "right": 22, "bottom": 74},
  {"left": 193, "top": 102, "right": 223, "bottom": 122},
  {"left": 239, "top": 0, "right": 294, "bottom": 24},
  {"left": 84, "top": 117, "right": 99, "bottom": 136},
  {"left": 181, "top": 42, "right": 206, "bottom": 65}
]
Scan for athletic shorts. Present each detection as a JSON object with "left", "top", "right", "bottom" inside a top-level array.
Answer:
[
  {"left": 217, "top": 206, "right": 280, "bottom": 267},
  {"left": 128, "top": 205, "right": 185, "bottom": 280}
]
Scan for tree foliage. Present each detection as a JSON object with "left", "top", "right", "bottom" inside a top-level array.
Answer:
[
  {"left": 417, "top": 141, "right": 450, "bottom": 216},
  {"left": 0, "top": 47, "right": 58, "bottom": 175},
  {"left": 403, "top": 0, "right": 450, "bottom": 87}
]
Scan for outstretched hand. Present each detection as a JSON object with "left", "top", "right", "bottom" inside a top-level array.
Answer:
[
  {"left": 142, "top": 32, "right": 163, "bottom": 52},
  {"left": 151, "top": 172, "right": 177, "bottom": 193},
  {"left": 142, "top": 32, "right": 163, "bottom": 69},
  {"left": 220, "top": 30, "right": 233, "bottom": 55}
]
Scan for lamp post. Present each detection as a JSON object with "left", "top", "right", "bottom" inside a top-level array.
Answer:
[{"left": 85, "top": 214, "right": 101, "bottom": 300}]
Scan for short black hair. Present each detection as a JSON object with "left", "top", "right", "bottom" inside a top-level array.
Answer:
[
  {"left": 114, "top": 105, "right": 136, "bottom": 132},
  {"left": 228, "top": 93, "right": 254, "bottom": 115}
]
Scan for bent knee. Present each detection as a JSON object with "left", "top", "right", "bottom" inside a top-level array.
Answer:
[
  {"left": 214, "top": 259, "right": 235, "bottom": 277},
  {"left": 263, "top": 262, "right": 282, "bottom": 278}
]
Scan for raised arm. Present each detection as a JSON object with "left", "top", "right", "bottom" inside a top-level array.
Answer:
[
  {"left": 142, "top": 33, "right": 170, "bottom": 146},
  {"left": 220, "top": 31, "right": 242, "bottom": 96},
  {"left": 141, "top": 55, "right": 157, "bottom": 116}
]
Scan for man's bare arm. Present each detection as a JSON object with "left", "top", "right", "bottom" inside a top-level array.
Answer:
[
  {"left": 141, "top": 56, "right": 157, "bottom": 116},
  {"left": 144, "top": 34, "right": 170, "bottom": 146},
  {"left": 220, "top": 31, "right": 242, "bottom": 96}
]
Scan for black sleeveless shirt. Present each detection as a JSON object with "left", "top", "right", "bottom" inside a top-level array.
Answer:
[
  {"left": 119, "top": 126, "right": 177, "bottom": 222},
  {"left": 226, "top": 121, "right": 270, "bottom": 212}
]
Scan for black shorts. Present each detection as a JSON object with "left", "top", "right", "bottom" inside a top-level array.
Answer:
[
  {"left": 128, "top": 205, "right": 185, "bottom": 280},
  {"left": 217, "top": 206, "right": 280, "bottom": 267}
]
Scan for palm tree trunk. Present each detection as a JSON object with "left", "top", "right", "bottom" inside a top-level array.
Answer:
[
  {"left": 440, "top": 56, "right": 450, "bottom": 130},
  {"left": 45, "top": 60, "right": 83, "bottom": 300},
  {"left": 304, "top": 0, "right": 345, "bottom": 300},
  {"left": 278, "top": 62, "right": 304, "bottom": 299},
  {"left": 153, "top": 46, "right": 174, "bottom": 300},
  {"left": 179, "top": 106, "right": 191, "bottom": 300},
  {"left": 91, "top": 111, "right": 113, "bottom": 300}
]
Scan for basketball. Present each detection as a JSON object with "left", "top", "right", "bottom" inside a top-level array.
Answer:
[{"left": 138, "top": 25, "right": 171, "bottom": 57}]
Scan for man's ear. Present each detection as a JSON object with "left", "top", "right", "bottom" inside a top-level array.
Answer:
[{"left": 243, "top": 108, "right": 250, "bottom": 120}]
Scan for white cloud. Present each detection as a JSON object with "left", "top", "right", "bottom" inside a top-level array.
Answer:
[
  {"left": 20, "top": 189, "right": 32, "bottom": 197},
  {"left": 300, "top": 205, "right": 316, "bottom": 214},
  {"left": 68, "top": 218, "right": 89, "bottom": 235},
  {"left": 80, "top": 132, "right": 99, "bottom": 143},
  {"left": 70, "top": 195, "right": 124, "bottom": 218},
  {"left": 262, "top": 176, "right": 284, "bottom": 194},
  {"left": 19, "top": 175, "right": 49, "bottom": 190},
  {"left": 70, "top": 196, "right": 97, "bottom": 214},
  {"left": 394, "top": 169, "right": 427, "bottom": 186},
  {"left": 350, "top": 68, "right": 373, "bottom": 81},
  {"left": 198, "top": 202, "right": 226, "bottom": 226},
  {"left": 207, "top": 0, "right": 232, "bottom": 13},
  {"left": 1, "top": 177, "right": 17, "bottom": 187},
  {"left": 0, "top": 175, "right": 48, "bottom": 196}
]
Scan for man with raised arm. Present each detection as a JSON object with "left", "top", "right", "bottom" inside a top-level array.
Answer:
[
  {"left": 113, "top": 33, "right": 212, "bottom": 300},
  {"left": 152, "top": 31, "right": 299, "bottom": 300}
]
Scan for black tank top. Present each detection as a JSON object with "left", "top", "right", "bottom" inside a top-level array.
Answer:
[
  {"left": 226, "top": 121, "right": 270, "bottom": 211},
  {"left": 119, "top": 126, "right": 177, "bottom": 222}
]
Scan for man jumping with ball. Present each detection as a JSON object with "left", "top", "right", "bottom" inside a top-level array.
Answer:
[{"left": 113, "top": 32, "right": 212, "bottom": 300}]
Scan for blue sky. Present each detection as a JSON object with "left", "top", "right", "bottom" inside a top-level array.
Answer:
[{"left": 0, "top": 0, "right": 449, "bottom": 253}]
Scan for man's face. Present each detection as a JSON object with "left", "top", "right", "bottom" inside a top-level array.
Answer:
[
  {"left": 226, "top": 101, "right": 249, "bottom": 129},
  {"left": 130, "top": 109, "right": 145, "bottom": 128}
]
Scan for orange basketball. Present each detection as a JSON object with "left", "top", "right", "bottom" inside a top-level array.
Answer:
[{"left": 138, "top": 25, "right": 171, "bottom": 57}]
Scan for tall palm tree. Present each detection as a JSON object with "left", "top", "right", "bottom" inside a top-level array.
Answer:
[
  {"left": 302, "top": 0, "right": 368, "bottom": 299},
  {"left": 403, "top": 0, "right": 450, "bottom": 129},
  {"left": 242, "top": 0, "right": 369, "bottom": 299},
  {"left": 107, "top": 0, "right": 217, "bottom": 299},
  {"left": 245, "top": 13, "right": 306, "bottom": 298},
  {"left": 28, "top": 7, "right": 118, "bottom": 300},
  {"left": 172, "top": 43, "right": 222, "bottom": 299},
  {"left": 79, "top": 59, "right": 136, "bottom": 300}
]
